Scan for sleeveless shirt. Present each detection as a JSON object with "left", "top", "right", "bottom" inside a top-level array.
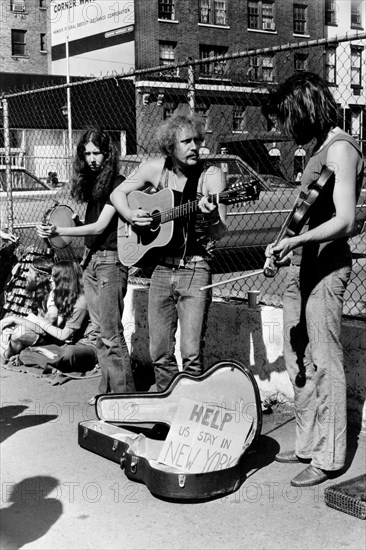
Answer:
[{"left": 294, "top": 131, "right": 364, "bottom": 265}]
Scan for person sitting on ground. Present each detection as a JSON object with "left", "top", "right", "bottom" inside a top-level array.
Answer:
[
  {"left": 0, "top": 228, "right": 19, "bottom": 243},
  {"left": 1, "top": 255, "right": 57, "bottom": 356},
  {"left": 0, "top": 260, "right": 97, "bottom": 373}
]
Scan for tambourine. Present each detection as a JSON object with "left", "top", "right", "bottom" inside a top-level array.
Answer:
[{"left": 42, "top": 204, "right": 76, "bottom": 249}]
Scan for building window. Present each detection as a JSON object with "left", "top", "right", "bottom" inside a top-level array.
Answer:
[
  {"left": 248, "top": 1, "right": 276, "bottom": 31},
  {"left": 350, "top": 109, "right": 362, "bottom": 140},
  {"left": 325, "top": 0, "right": 337, "bottom": 25},
  {"left": 40, "top": 33, "right": 46, "bottom": 52},
  {"left": 159, "top": 42, "right": 176, "bottom": 65},
  {"left": 11, "top": 29, "right": 26, "bottom": 56},
  {"left": 199, "top": 0, "right": 227, "bottom": 25},
  {"left": 249, "top": 54, "right": 274, "bottom": 81},
  {"left": 199, "top": 45, "right": 228, "bottom": 77},
  {"left": 351, "top": 0, "right": 363, "bottom": 28},
  {"left": 294, "top": 52, "right": 308, "bottom": 71},
  {"left": 293, "top": 4, "right": 307, "bottom": 34},
  {"left": 10, "top": 1, "right": 26, "bottom": 12},
  {"left": 350, "top": 47, "right": 363, "bottom": 88},
  {"left": 262, "top": 54, "right": 274, "bottom": 81},
  {"left": 163, "top": 103, "right": 177, "bottom": 119},
  {"left": 196, "top": 104, "right": 211, "bottom": 131},
  {"left": 345, "top": 107, "right": 363, "bottom": 141},
  {"left": 233, "top": 107, "right": 245, "bottom": 132},
  {"left": 39, "top": 0, "right": 45, "bottom": 7},
  {"left": 325, "top": 46, "right": 337, "bottom": 84},
  {"left": 158, "top": 0, "right": 175, "bottom": 20}
]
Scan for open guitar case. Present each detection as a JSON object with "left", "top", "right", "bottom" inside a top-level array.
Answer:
[{"left": 78, "top": 359, "right": 262, "bottom": 501}]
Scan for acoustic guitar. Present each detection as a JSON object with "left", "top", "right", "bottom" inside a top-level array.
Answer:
[{"left": 117, "top": 181, "right": 259, "bottom": 267}]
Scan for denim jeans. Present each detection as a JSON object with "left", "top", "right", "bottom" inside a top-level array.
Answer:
[
  {"left": 148, "top": 262, "right": 212, "bottom": 391},
  {"left": 83, "top": 251, "right": 135, "bottom": 394},
  {"left": 283, "top": 244, "right": 352, "bottom": 471}
]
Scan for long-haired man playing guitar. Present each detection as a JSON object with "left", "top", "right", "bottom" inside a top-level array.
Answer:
[
  {"left": 111, "top": 112, "right": 227, "bottom": 391},
  {"left": 264, "top": 72, "right": 364, "bottom": 488}
]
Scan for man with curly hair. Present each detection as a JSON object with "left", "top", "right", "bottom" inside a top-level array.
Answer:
[
  {"left": 37, "top": 128, "right": 135, "bottom": 401},
  {"left": 111, "top": 112, "right": 227, "bottom": 391}
]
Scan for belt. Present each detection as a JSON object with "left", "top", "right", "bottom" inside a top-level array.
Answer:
[
  {"left": 157, "top": 255, "right": 209, "bottom": 268},
  {"left": 158, "top": 256, "right": 184, "bottom": 268},
  {"left": 90, "top": 249, "right": 118, "bottom": 257}
]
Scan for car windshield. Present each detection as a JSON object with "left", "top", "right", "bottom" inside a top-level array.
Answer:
[{"left": 0, "top": 170, "right": 51, "bottom": 192}]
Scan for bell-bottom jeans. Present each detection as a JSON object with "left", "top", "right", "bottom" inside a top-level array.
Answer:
[
  {"left": 283, "top": 243, "right": 352, "bottom": 471},
  {"left": 83, "top": 251, "right": 135, "bottom": 394}
]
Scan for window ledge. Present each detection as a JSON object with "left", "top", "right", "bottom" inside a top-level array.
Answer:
[
  {"left": 248, "top": 28, "right": 277, "bottom": 34},
  {"left": 198, "top": 23, "right": 230, "bottom": 30},
  {"left": 293, "top": 33, "right": 311, "bottom": 38},
  {"left": 158, "top": 18, "right": 179, "bottom": 24},
  {"left": 11, "top": 55, "right": 29, "bottom": 59},
  {"left": 40, "top": 50, "right": 47, "bottom": 54}
]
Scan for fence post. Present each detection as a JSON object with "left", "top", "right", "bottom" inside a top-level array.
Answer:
[
  {"left": 187, "top": 59, "right": 196, "bottom": 112},
  {"left": 2, "top": 98, "right": 14, "bottom": 233}
]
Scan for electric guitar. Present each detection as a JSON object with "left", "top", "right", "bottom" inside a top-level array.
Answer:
[{"left": 117, "top": 181, "right": 259, "bottom": 267}]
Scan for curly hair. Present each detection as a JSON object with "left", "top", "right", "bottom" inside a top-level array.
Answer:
[
  {"left": 26, "top": 256, "right": 54, "bottom": 315},
  {"left": 156, "top": 112, "right": 205, "bottom": 157},
  {"left": 52, "top": 261, "right": 83, "bottom": 320},
  {"left": 71, "top": 127, "right": 120, "bottom": 203},
  {"left": 263, "top": 71, "right": 339, "bottom": 146}
]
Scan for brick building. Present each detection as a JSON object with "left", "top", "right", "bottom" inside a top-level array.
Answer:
[
  {"left": 133, "top": 0, "right": 327, "bottom": 176},
  {"left": 0, "top": 0, "right": 50, "bottom": 74},
  {"left": 1, "top": 1, "right": 365, "bottom": 181}
]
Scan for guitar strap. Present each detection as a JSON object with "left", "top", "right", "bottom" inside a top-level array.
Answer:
[{"left": 158, "top": 160, "right": 203, "bottom": 260}]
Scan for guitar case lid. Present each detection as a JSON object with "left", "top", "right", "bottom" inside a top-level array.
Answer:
[{"left": 78, "top": 359, "right": 262, "bottom": 501}]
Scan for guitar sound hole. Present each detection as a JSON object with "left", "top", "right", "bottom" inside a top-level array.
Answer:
[{"left": 150, "top": 210, "right": 161, "bottom": 232}]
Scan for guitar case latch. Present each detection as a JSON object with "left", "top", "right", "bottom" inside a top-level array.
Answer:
[
  {"left": 130, "top": 456, "right": 138, "bottom": 473},
  {"left": 82, "top": 427, "right": 89, "bottom": 439},
  {"left": 112, "top": 439, "right": 118, "bottom": 451},
  {"left": 178, "top": 474, "right": 186, "bottom": 488}
]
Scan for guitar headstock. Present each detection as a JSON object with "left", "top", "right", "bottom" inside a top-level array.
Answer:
[{"left": 220, "top": 179, "right": 261, "bottom": 205}]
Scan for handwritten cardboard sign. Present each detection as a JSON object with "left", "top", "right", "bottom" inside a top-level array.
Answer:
[{"left": 158, "top": 398, "right": 253, "bottom": 473}]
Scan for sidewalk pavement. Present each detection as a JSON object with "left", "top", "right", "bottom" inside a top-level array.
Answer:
[{"left": 1, "top": 366, "right": 365, "bottom": 550}]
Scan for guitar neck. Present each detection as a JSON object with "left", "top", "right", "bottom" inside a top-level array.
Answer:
[{"left": 162, "top": 194, "right": 218, "bottom": 224}]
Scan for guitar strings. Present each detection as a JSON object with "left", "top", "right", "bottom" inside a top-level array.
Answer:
[{"left": 147, "top": 188, "right": 241, "bottom": 222}]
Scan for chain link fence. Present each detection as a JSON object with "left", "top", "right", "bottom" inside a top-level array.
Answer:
[{"left": 1, "top": 33, "right": 365, "bottom": 318}]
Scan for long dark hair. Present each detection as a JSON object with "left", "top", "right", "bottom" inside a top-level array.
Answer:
[
  {"left": 264, "top": 71, "right": 339, "bottom": 146},
  {"left": 71, "top": 127, "right": 120, "bottom": 203},
  {"left": 26, "top": 256, "right": 54, "bottom": 315},
  {"left": 52, "top": 261, "right": 83, "bottom": 320}
]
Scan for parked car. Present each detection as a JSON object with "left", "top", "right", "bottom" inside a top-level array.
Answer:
[{"left": 2, "top": 156, "right": 365, "bottom": 271}]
